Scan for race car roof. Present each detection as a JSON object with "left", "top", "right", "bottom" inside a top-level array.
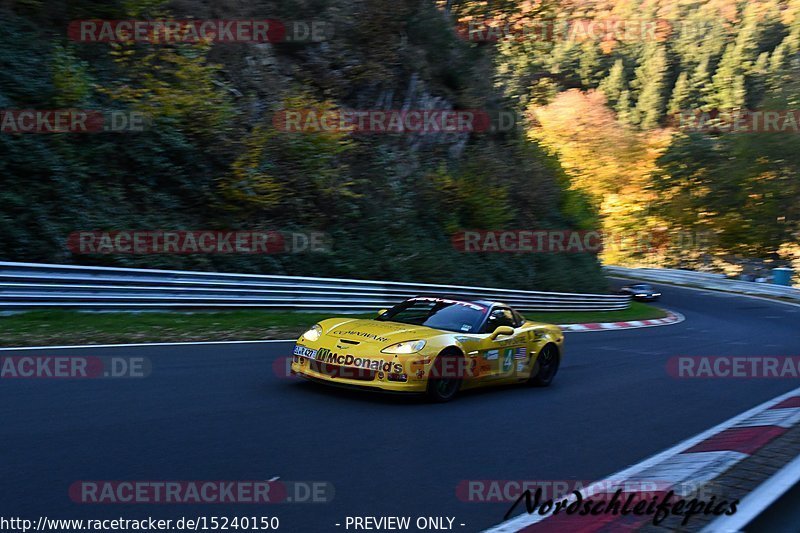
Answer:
[{"left": 411, "top": 294, "right": 509, "bottom": 310}]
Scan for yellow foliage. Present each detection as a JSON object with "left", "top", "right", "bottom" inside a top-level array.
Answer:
[
  {"left": 217, "top": 93, "right": 354, "bottom": 215},
  {"left": 527, "top": 89, "right": 672, "bottom": 265},
  {"left": 98, "top": 35, "right": 234, "bottom": 137},
  {"left": 218, "top": 126, "right": 283, "bottom": 210}
]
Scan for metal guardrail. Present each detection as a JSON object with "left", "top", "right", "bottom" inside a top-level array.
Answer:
[
  {"left": 0, "top": 262, "right": 631, "bottom": 312},
  {"left": 605, "top": 266, "right": 800, "bottom": 302}
]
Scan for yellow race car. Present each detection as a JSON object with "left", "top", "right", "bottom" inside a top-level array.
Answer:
[{"left": 290, "top": 296, "right": 564, "bottom": 402}]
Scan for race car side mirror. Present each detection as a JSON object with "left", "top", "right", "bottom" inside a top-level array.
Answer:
[
  {"left": 490, "top": 326, "right": 515, "bottom": 340},
  {"left": 377, "top": 309, "right": 388, "bottom": 317}
]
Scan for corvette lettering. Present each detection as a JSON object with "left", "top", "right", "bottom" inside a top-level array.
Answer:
[{"left": 332, "top": 330, "right": 390, "bottom": 343}]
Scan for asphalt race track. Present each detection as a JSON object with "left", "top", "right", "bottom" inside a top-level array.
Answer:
[{"left": 2, "top": 282, "right": 799, "bottom": 532}]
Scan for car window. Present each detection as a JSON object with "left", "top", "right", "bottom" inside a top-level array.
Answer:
[
  {"left": 377, "top": 297, "right": 488, "bottom": 333},
  {"left": 512, "top": 310, "right": 525, "bottom": 327},
  {"left": 483, "top": 308, "right": 516, "bottom": 333}
]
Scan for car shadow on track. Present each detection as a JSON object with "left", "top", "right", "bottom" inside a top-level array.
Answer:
[{"left": 271, "top": 378, "right": 561, "bottom": 406}]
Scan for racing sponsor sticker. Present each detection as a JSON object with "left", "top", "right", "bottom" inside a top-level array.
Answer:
[
  {"left": 485, "top": 350, "right": 499, "bottom": 361},
  {"left": 315, "top": 348, "right": 402, "bottom": 374},
  {"left": 514, "top": 347, "right": 527, "bottom": 360},
  {"left": 293, "top": 345, "right": 318, "bottom": 359}
]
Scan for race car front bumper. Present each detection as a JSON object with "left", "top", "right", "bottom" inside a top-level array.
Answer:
[{"left": 290, "top": 353, "right": 429, "bottom": 393}]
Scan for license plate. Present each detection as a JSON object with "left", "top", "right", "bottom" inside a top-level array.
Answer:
[{"left": 293, "top": 345, "right": 318, "bottom": 359}]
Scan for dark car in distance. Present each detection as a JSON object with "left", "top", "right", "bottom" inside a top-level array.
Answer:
[{"left": 620, "top": 283, "right": 661, "bottom": 302}]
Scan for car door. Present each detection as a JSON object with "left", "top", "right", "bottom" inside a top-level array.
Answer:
[{"left": 473, "top": 307, "right": 528, "bottom": 381}]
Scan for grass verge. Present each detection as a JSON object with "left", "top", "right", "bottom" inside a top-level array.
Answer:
[
  {"left": 0, "top": 303, "right": 668, "bottom": 348},
  {"left": 524, "top": 301, "right": 667, "bottom": 325}
]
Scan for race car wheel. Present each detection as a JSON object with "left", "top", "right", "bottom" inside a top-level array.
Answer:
[
  {"left": 426, "top": 351, "right": 464, "bottom": 402},
  {"left": 529, "top": 344, "right": 560, "bottom": 387}
]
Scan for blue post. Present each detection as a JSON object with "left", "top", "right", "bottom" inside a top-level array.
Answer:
[{"left": 772, "top": 267, "right": 793, "bottom": 286}]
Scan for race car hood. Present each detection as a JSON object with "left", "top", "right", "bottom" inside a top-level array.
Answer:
[{"left": 320, "top": 318, "right": 441, "bottom": 346}]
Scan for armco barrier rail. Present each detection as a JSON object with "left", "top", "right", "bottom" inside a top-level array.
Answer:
[
  {"left": 605, "top": 266, "right": 800, "bottom": 302},
  {"left": 0, "top": 262, "right": 630, "bottom": 312}
]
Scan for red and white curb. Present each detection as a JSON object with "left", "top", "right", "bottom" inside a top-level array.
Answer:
[
  {"left": 559, "top": 310, "right": 684, "bottom": 332},
  {"left": 484, "top": 385, "right": 800, "bottom": 532}
]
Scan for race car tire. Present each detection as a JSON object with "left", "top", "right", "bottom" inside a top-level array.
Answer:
[
  {"left": 426, "top": 350, "right": 464, "bottom": 402},
  {"left": 528, "top": 343, "right": 560, "bottom": 387}
]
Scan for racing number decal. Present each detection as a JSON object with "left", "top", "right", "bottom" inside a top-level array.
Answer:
[{"left": 502, "top": 348, "right": 514, "bottom": 373}]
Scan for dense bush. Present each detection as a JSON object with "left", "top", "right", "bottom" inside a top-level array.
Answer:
[{"left": 0, "top": 1, "right": 607, "bottom": 293}]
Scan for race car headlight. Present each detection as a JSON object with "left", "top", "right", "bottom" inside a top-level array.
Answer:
[
  {"left": 302, "top": 324, "right": 323, "bottom": 342},
  {"left": 381, "top": 340, "right": 426, "bottom": 354}
]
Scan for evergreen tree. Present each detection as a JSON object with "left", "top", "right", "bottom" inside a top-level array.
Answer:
[
  {"left": 578, "top": 41, "right": 603, "bottom": 88},
  {"left": 769, "top": 40, "right": 789, "bottom": 74},
  {"left": 667, "top": 71, "right": 691, "bottom": 115},
  {"left": 712, "top": 4, "right": 763, "bottom": 110},
  {"left": 616, "top": 90, "right": 633, "bottom": 124},
  {"left": 599, "top": 59, "right": 626, "bottom": 108},
  {"left": 633, "top": 43, "right": 669, "bottom": 129},
  {"left": 712, "top": 43, "right": 747, "bottom": 110},
  {"left": 748, "top": 51, "right": 770, "bottom": 107},
  {"left": 690, "top": 56, "right": 715, "bottom": 111}
]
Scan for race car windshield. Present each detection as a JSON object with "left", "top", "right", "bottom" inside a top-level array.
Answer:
[{"left": 377, "top": 298, "right": 487, "bottom": 333}]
